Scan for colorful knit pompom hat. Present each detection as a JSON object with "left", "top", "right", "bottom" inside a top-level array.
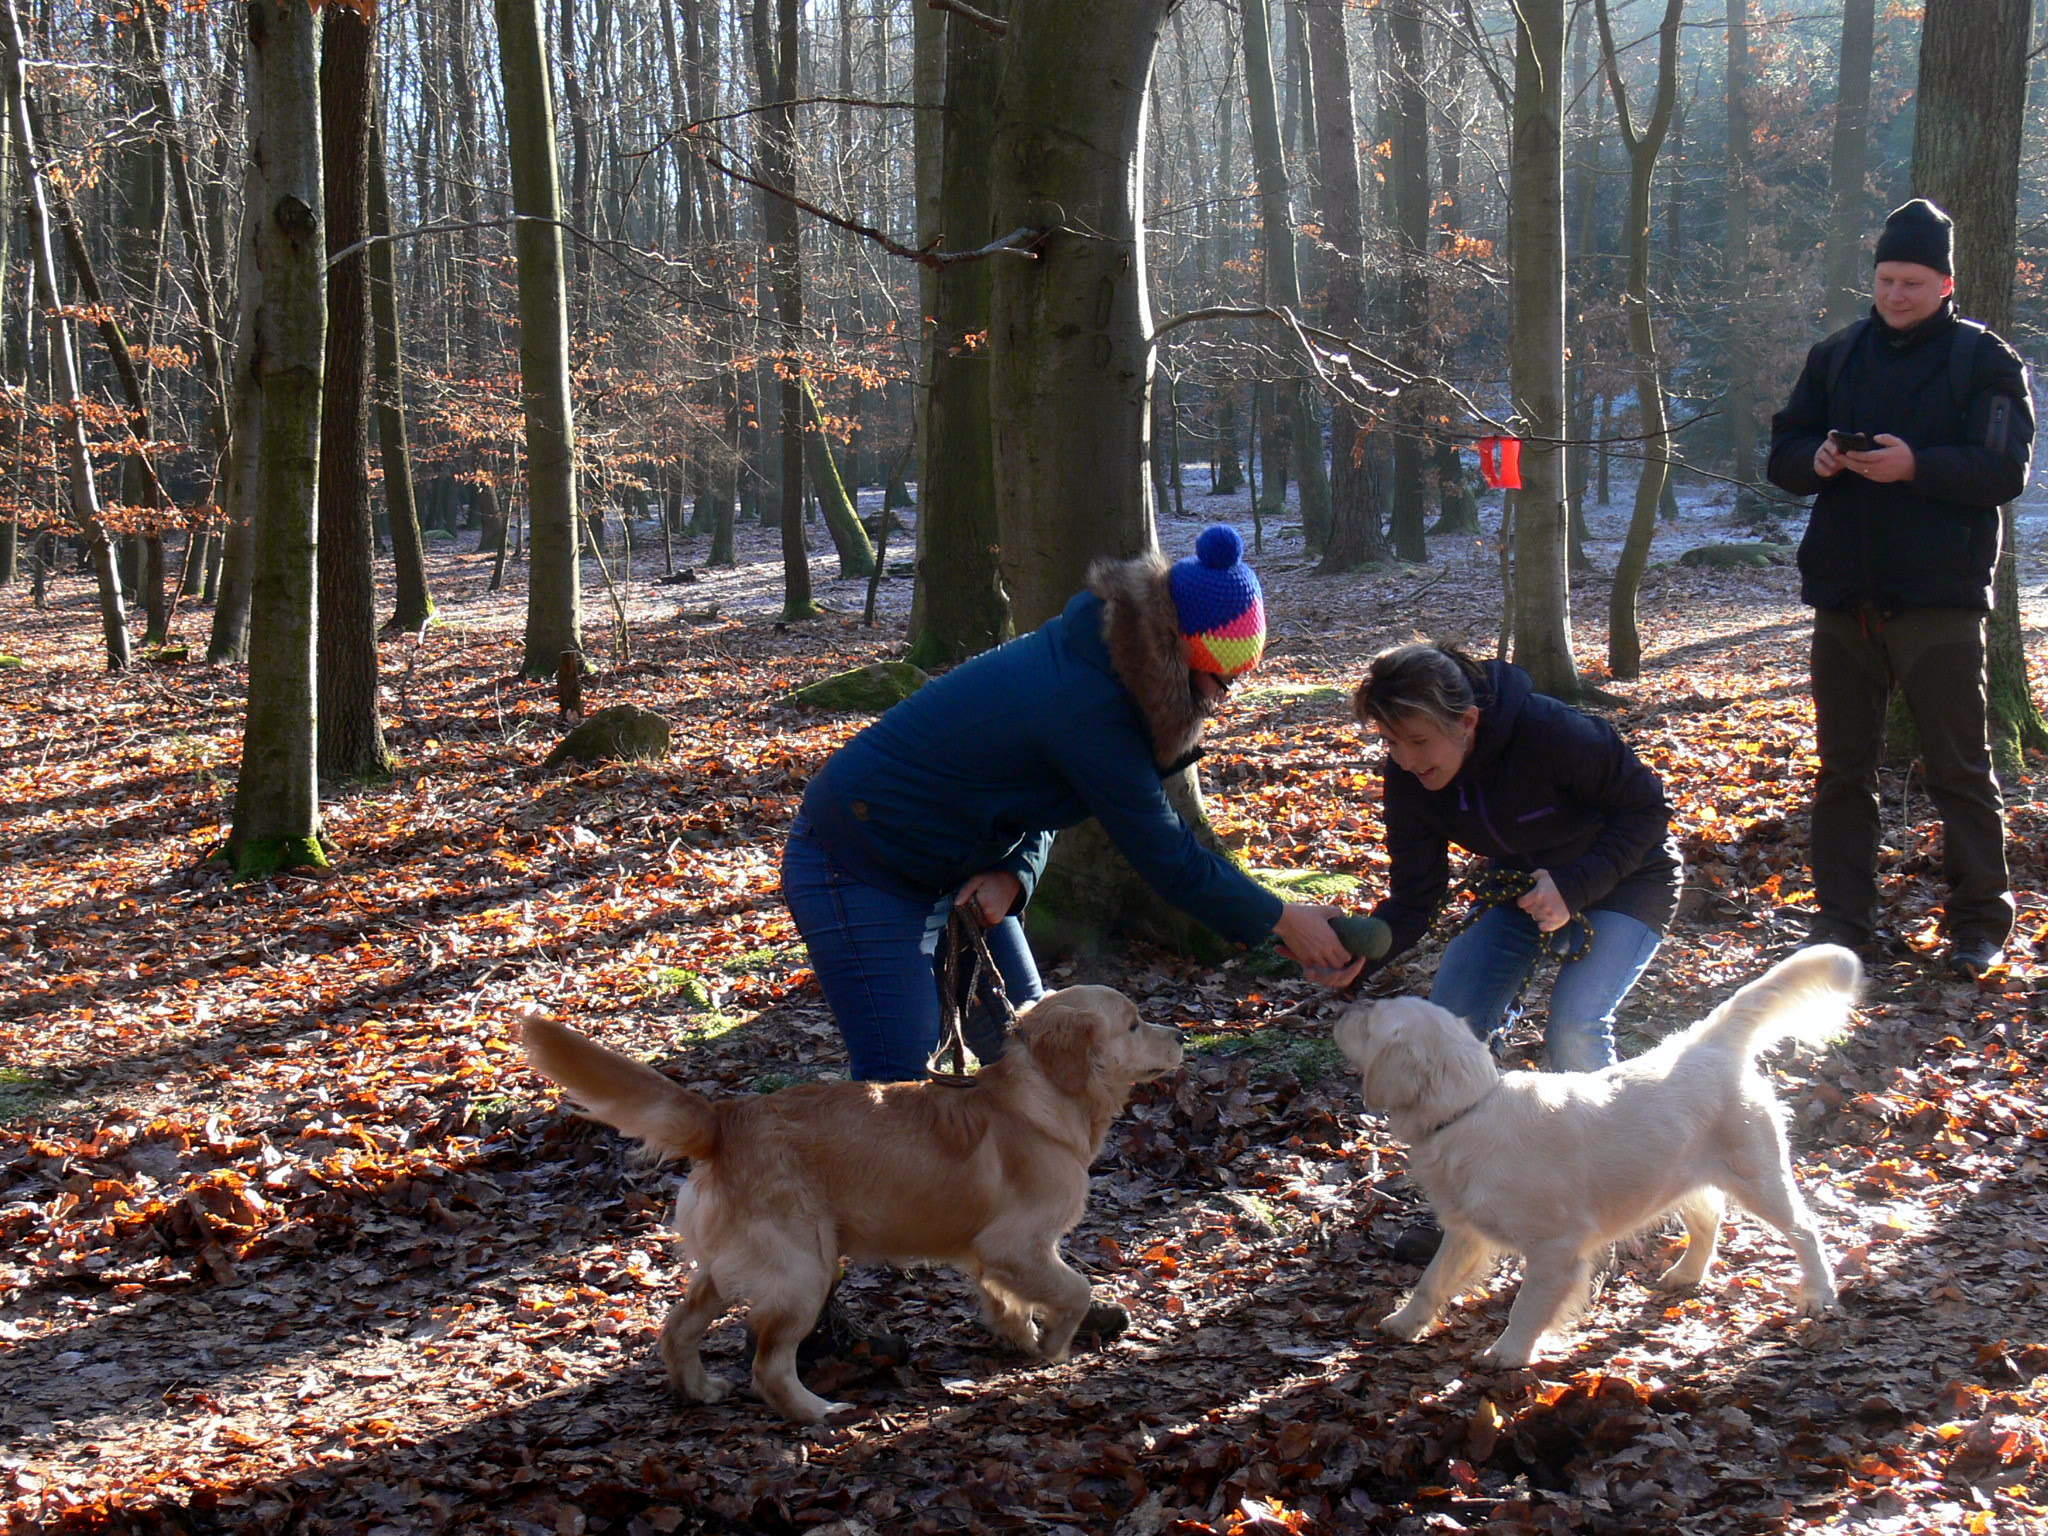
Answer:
[{"left": 1170, "top": 524, "right": 1266, "bottom": 679}]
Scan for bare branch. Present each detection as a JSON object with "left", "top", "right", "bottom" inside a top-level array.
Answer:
[
  {"left": 927, "top": 0, "right": 1008, "bottom": 37},
  {"left": 1149, "top": 303, "right": 1730, "bottom": 459},
  {"left": 694, "top": 143, "right": 1042, "bottom": 269}
]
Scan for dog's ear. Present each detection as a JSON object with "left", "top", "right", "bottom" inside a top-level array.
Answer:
[
  {"left": 1358, "top": 1016, "right": 1437, "bottom": 1114},
  {"left": 1022, "top": 1001, "right": 1098, "bottom": 1096}
]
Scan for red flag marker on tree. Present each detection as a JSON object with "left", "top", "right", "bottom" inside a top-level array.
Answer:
[{"left": 1477, "top": 436, "right": 1524, "bottom": 490}]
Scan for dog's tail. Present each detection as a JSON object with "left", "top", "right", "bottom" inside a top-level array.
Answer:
[
  {"left": 1695, "top": 944, "right": 1861, "bottom": 1060},
  {"left": 518, "top": 1010, "right": 721, "bottom": 1162}
]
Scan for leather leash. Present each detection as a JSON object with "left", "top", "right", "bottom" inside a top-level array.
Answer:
[{"left": 927, "top": 908, "right": 1016, "bottom": 1083}]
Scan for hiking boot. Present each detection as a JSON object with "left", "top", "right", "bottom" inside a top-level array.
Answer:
[
  {"left": 1946, "top": 937, "right": 2005, "bottom": 981},
  {"left": 1073, "top": 1299, "right": 1130, "bottom": 1348},
  {"left": 1391, "top": 1220, "right": 1443, "bottom": 1265},
  {"left": 741, "top": 1298, "right": 910, "bottom": 1375},
  {"left": 1802, "top": 919, "right": 1875, "bottom": 959}
]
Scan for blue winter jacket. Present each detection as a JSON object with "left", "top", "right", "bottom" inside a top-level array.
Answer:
[{"left": 798, "top": 585, "right": 1285, "bottom": 945}]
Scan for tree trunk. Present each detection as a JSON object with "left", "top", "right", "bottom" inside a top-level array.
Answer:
[
  {"left": 0, "top": 0, "right": 129, "bottom": 671},
  {"left": 0, "top": 43, "right": 14, "bottom": 588},
  {"left": 1821, "top": 0, "right": 1876, "bottom": 331},
  {"left": 990, "top": 3, "right": 1174, "bottom": 627},
  {"left": 138, "top": 2, "right": 233, "bottom": 608},
  {"left": 1909, "top": 0, "right": 2045, "bottom": 764},
  {"left": 1305, "top": 0, "right": 1385, "bottom": 572},
  {"left": 116, "top": 32, "right": 168, "bottom": 648},
  {"left": 209, "top": 25, "right": 259, "bottom": 667},
  {"left": 1507, "top": 0, "right": 1575, "bottom": 696},
  {"left": 751, "top": 0, "right": 816, "bottom": 621},
  {"left": 369, "top": 118, "right": 431, "bottom": 632},
  {"left": 1240, "top": 0, "right": 1330, "bottom": 552},
  {"left": 799, "top": 377, "right": 876, "bottom": 579},
  {"left": 904, "top": 0, "right": 945, "bottom": 642},
  {"left": 993, "top": 1, "right": 1236, "bottom": 960},
  {"left": 908, "top": 0, "right": 1009, "bottom": 665},
  {"left": 1431, "top": 46, "right": 1481, "bottom": 537},
  {"left": 1722, "top": 0, "right": 1757, "bottom": 484},
  {"left": 317, "top": 3, "right": 390, "bottom": 784},
  {"left": 1597, "top": 0, "right": 1683, "bottom": 680},
  {"left": 228, "top": 0, "right": 326, "bottom": 878},
  {"left": 1386, "top": 0, "right": 1429, "bottom": 561},
  {"left": 496, "top": 0, "right": 585, "bottom": 675}
]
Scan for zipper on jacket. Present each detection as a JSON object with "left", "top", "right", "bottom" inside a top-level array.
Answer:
[
  {"left": 1472, "top": 783, "right": 1511, "bottom": 855},
  {"left": 1986, "top": 394, "right": 2011, "bottom": 458}
]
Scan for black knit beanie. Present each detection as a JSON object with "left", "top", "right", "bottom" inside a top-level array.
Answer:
[{"left": 1873, "top": 198, "right": 1953, "bottom": 274}]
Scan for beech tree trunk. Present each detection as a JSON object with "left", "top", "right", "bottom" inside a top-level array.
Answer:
[
  {"left": 1598, "top": 0, "right": 1683, "bottom": 680},
  {"left": 1821, "top": 0, "right": 1876, "bottom": 332},
  {"left": 1386, "top": 0, "right": 1429, "bottom": 561},
  {"left": 1305, "top": 0, "right": 1386, "bottom": 572},
  {"left": 1722, "top": 0, "right": 1757, "bottom": 484},
  {"left": 799, "top": 377, "right": 876, "bottom": 578},
  {"left": 497, "top": 0, "right": 585, "bottom": 675},
  {"left": 1240, "top": 0, "right": 1330, "bottom": 552},
  {"left": 990, "top": 1, "right": 1231, "bottom": 961},
  {"left": 369, "top": 118, "right": 431, "bottom": 632},
  {"left": 750, "top": 0, "right": 816, "bottom": 621},
  {"left": 1507, "top": 0, "right": 1575, "bottom": 696},
  {"left": 1909, "top": 0, "right": 2045, "bottom": 764},
  {"left": 0, "top": 0, "right": 129, "bottom": 671},
  {"left": 990, "top": 1, "right": 1174, "bottom": 628},
  {"left": 228, "top": 0, "right": 326, "bottom": 878},
  {"left": 317, "top": 3, "right": 391, "bottom": 783},
  {"left": 907, "top": 0, "right": 1009, "bottom": 667}
]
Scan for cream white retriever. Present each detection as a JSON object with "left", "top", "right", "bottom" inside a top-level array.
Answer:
[
  {"left": 1335, "top": 945, "right": 1860, "bottom": 1367},
  {"left": 520, "top": 985, "right": 1182, "bottom": 1422}
]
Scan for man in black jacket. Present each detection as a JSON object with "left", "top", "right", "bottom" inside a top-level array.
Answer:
[{"left": 1767, "top": 198, "right": 2035, "bottom": 978}]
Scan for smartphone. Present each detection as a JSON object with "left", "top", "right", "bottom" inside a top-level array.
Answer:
[{"left": 1829, "top": 429, "right": 1879, "bottom": 454}]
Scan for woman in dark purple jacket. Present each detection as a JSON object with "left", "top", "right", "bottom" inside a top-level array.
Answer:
[{"left": 1354, "top": 644, "right": 1683, "bottom": 1074}]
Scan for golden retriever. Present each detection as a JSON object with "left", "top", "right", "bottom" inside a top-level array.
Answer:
[
  {"left": 1335, "top": 944, "right": 1860, "bottom": 1368},
  {"left": 520, "top": 984, "right": 1182, "bottom": 1422}
]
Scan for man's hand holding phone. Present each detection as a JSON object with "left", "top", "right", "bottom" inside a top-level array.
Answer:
[{"left": 1828, "top": 428, "right": 1915, "bottom": 483}]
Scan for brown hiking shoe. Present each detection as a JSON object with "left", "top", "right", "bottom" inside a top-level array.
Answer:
[{"left": 1074, "top": 1299, "right": 1130, "bottom": 1348}]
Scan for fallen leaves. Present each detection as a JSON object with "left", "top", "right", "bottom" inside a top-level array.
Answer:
[{"left": 3, "top": 523, "right": 2047, "bottom": 1534}]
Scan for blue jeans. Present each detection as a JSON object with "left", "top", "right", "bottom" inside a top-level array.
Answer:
[
  {"left": 1429, "top": 904, "right": 1662, "bottom": 1072},
  {"left": 781, "top": 822, "right": 1045, "bottom": 1082}
]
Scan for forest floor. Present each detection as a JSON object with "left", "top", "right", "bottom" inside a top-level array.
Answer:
[{"left": 3, "top": 481, "right": 2047, "bottom": 1536}]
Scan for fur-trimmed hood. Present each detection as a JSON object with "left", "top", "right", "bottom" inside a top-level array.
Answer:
[{"left": 1089, "top": 552, "right": 1204, "bottom": 769}]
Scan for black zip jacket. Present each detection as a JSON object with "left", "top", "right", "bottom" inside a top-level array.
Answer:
[
  {"left": 1766, "top": 300, "right": 2033, "bottom": 614},
  {"left": 1367, "top": 662, "right": 1683, "bottom": 965}
]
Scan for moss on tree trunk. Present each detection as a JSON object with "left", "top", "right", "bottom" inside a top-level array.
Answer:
[{"left": 233, "top": 835, "right": 330, "bottom": 884}]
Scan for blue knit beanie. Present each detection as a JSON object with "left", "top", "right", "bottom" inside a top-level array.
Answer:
[{"left": 1169, "top": 525, "right": 1266, "bottom": 678}]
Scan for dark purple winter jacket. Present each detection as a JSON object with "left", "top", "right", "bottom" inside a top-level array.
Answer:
[{"left": 1367, "top": 661, "right": 1682, "bottom": 964}]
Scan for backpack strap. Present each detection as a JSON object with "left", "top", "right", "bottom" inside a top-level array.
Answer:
[
  {"left": 1823, "top": 317, "right": 1871, "bottom": 412},
  {"left": 1948, "top": 317, "right": 1987, "bottom": 414}
]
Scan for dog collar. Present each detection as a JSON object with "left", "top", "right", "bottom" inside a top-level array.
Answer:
[{"left": 1415, "top": 1085, "right": 1499, "bottom": 1143}]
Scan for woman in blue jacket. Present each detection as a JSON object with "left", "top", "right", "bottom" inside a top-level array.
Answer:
[
  {"left": 1353, "top": 643, "right": 1683, "bottom": 1075},
  {"left": 786, "top": 525, "right": 1353, "bottom": 1083}
]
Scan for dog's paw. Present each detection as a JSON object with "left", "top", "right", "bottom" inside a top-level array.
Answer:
[
  {"left": 979, "top": 1315, "right": 1041, "bottom": 1354},
  {"left": 690, "top": 1373, "right": 735, "bottom": 1405},
  {"left": 1378, "top": 1308, "right": 1432, "bottom": 1342},
  {"left": 774, "top": 1389, "right": 855, "bottom": 1424},
  {"left": 1651, "top": 1265, "right": 1704, "bottom": 1293},
  {"left": 669, "top": 1368, "right": 736, "bottom": 1405},
  {"left": 1796, "top": 1287, "right": 1841, "bottom": 1317},
  {"left": 1476, "top": 1341, "right": 1535, "bottom": 1369}
]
